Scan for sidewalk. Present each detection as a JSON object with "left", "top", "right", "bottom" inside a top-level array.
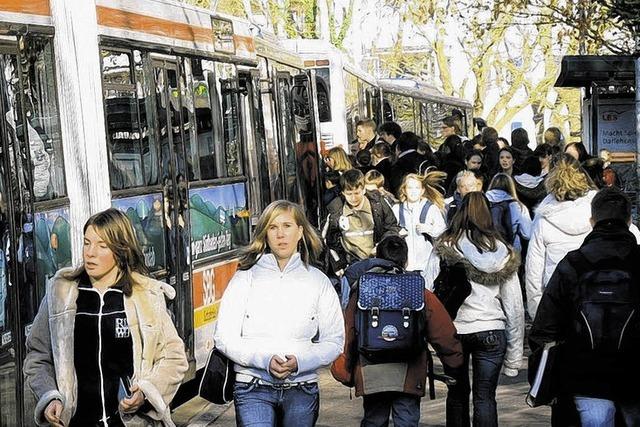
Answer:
[{"left": 173, "top": 360, "right": 550, "bottom": 426}]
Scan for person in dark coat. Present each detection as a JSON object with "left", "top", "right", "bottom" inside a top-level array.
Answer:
[
  {"left": 437, "top": 134, "right": 466, "bottom": 192},
  {"left": 379, "top": 121, "right": 402, "bottom": 154},
  {"left": 511, "top": 128, "right": 534, "bottom": 171},
  {"left": 371, "top": 142, "right": 393, "bottom": 186},
  {"left": 389, "top": 132, "right": 425, "bottom": 196},
  {"left": 480, "top": 127, "right": 501, "bottom": 177},
  {"left": 529, "top": 187, "right": 640, "bottom": 426}
]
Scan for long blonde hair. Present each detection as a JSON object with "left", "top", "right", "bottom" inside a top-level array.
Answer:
[
  {"left": 398, "top": 172, "right": 446, "bottom": 210},
  {"left": 327, "top": 147, "right": 353, "bottom": 173},
  {"left": 489, "top": 173, "right": 522, "bottom": 204},
  {"left": 71, "top": 208, "right": 148, "bottom": 296},
  {"left": 546, "top": 154, "right": 595, "bottom": 201},
  {"left": 238, "top": 200, "right": 323, "bottom": 270}
]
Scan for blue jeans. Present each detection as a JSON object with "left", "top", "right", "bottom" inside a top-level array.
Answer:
[
  {"left": 446, "top": 330, "right": 507, "bottom": 427},
  {"left": 361, "top": 392, "right": 421, "bottom": 427},
  {"left": 233, "top": 380, "right": 319, "bottom": 427},
  {"left": 574, "top": 396, "right": 640, "bottom": 427}
]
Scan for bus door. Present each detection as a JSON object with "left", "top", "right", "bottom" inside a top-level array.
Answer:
[
  {"left": 151, "top": 59, "right": 192, "bottom": 351},
  {"left": 275, "top": 73, "right": 302, "bottom": 205},
  {"left": 292, "top": 73, "right": 322, "bottom": 227}
]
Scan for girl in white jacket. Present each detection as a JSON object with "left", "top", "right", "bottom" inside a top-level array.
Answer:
[
  {"left": 393, "top": 172, "right": 447, "bottom": 271},
  {"left": 422, "top": 192, "right": 524, "bottom": 427},
  {"left": 214, "top": 200, "right": 344, "bottom": 427}
]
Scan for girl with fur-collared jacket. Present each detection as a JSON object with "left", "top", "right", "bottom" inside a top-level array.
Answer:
[
  {"left": 24, "top": 209, "right": 188, "bottom": 427},
  {"left": 422, "top": 192, "right": 524, "bottom": 427}
]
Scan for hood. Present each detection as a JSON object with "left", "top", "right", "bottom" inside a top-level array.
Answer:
[
  {"left": 514, "top": 173, "right": 544, "bottom": 188},
  {"left": 256, "top": 252, "right": 303, "bottom": 274},
  {"left": 535, "top": 190, "right": 596, "bottom": 236},
  {"left": 434, "top": 237, "right": 520, "bottom": 286},
  {"left": 485, "top": 189, "right": 514, "bottom": 203}
]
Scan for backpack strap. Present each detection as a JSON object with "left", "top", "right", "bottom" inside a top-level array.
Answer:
[
  {"left": 399, "top": 203, "right": 406, "bottom": 228},
  {"left": 420, "top": 200, "right": 434, "bottom": 224}
]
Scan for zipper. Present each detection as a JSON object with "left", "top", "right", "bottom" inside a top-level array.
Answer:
[
  {"left": 580, "top": 311, "right": 594, "bottom": 350},
  {"left": 98, "top": 292, "right": 108, "bottom": 427},
  {"left": 619, "top": 309, "right": 635, "bottom": 350}
]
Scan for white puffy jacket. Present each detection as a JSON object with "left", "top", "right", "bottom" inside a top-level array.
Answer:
[{"left": 525, "top": 190, "right": 640, "bottom": 318}]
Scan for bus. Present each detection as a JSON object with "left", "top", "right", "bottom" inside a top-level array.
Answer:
[
  {"left": 0, "top": 1, "right": 328, "bottom": 424},
  {"left": 282, "top": 39, "right": 474, "bottom": 153}
]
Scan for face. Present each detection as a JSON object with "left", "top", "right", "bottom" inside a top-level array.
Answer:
[
  {"left": 405, "top": 178, "right": 424, "bottom": 203},
  {"left": 499, "top": 151, "right": 514, "bottom": 170},
  {"left": 441, "top": 124, "right": 455, "bottom": 138},
  {"left": 343, "top": 187, "right": 366, "bottom": 208},
  {"left": 458, "top": 176, "right": 481, "bottom": 197},
  {"left": 356, "top": 125, "right": 374, "bottom": 143},
  {"left": 380, "top": 132, "right": 394, "bottom": 144},
  {"left": 539, "top": 155, "right": 550, "bottom": 170},
  {"left": 83, "top": 225, "right": 119, "bottom": 282},
  {"left": 466, "top": 155, "right": 482, "bottom": 170},
  {"left": 566, "top": 144, "right": 579, "bottom": 160},
  {"left": 365, "top": 183, "right": 378, "bottom": 192},
  {"left": 266, "top": 211, "right": 303, "bottom": 262},
  {"left": 325, "top": 156, "right": 335, "bottom": 170}
]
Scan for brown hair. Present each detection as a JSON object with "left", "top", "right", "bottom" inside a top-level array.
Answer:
[
  {"left": 341, "top": 169, "right": 365, "bottom": 191},
  {"left": 439, "top": 192, "right": 507, "bottom": 253},
  {"left": 72, "top": 208, "right": 148, "bottom": 296},
  {"left": 364, "top": 169, "right": 385, "bottom": 188},
  {"left": 238, "top": 200, "right": 323, "bottom": 270}
]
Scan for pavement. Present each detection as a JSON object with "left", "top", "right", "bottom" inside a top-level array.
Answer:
[{"left": 173, "top": 357, "right": 551, "bottom": 426}]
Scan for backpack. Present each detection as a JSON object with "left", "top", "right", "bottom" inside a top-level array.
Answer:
[
  {"left": 566, "top": 249, "right": 640, "bottom": 355},
  {"left": 398, "top": 200, "right": 433, "bottom": 241},
  {"left": 356, "top": 269, "right": 426, "bottom": 363},
  {"left": 432, "top": 259, "right": 472, "bottom": 320},
  {"left": 490, "top": 200, "right": 515, "bottom": 243}
]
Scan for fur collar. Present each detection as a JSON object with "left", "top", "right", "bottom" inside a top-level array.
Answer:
[{"left": 434, "top": 240, "right": 521, "bottom": 286}]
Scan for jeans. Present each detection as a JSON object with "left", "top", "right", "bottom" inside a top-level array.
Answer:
[
  {"left": 233, "top": 380, "right": 319, "bottom": 427},
  {"left": 574, "top": 396, "right": 640, "bottom": 427},
  {"left": 446, "top": 330, "right": 507, "bottom": 427},
  {"left": 361, "top": 392, "right": 421, "bottom": 427}
]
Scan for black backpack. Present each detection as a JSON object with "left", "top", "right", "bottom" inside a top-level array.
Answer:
[
  {"left": 566, "top": 249, "right": 640, "bottom": 355},
  {"left": 356, "top": 268, "right": 426, "bottom": 363},
  {"left": 432, "top": 259, "right": 472, "bottom": 320},
  {"left": 490, "top": 200, "right": 515, "bottom": 243}
]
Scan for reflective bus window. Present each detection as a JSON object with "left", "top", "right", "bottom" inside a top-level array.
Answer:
[
  {"left": 277, "top": 76, "right": 300, "bottom": 203},
  {"left": 190, "top": 59, "right": 216, "bottom": 180},
  {"left": 258, "top": 59, "right": 283, "bottom": 200},
  {"left": 215, "top": 63, "right": 242, "bottom": 177},
  {"left": 386, "top": 93, "right": 415, "bottom": 133},
  {"left": 426, "top": 101, "right": 450, "bottom": 147},
  {"left": 315, "top": 68, "right": 331, "bottom": 122},
  {"left": 23, "top": 38, "right": 66, "bottom": 201},
  {"left": 177, "top": 59, "right": 196, "bottom": 181},
  {"left": 102, "top": 48, "right": 159, "bottom": 190}
]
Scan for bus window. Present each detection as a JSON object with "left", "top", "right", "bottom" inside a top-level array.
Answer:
[
  {"left": 383, "top": 99, "right": 394, "bottom": 123},
  {"left": 387, "top": 93, "right": 415, "bottom": 133},
  {"left": 215, "top": 63, "right": 242, "bottom": 177},
  {"left": 134, "top": 50, "right": 159, "bottom": 186},
  {"left": 179, "top": 59, "right": 196, "bottom": 181},
  {"left": 315, "top": 68, "right": 331, "bottom": 122},
  {"left": 22, "top": 38, "right": 66, "bottom": 202},
  {"left": 425, "top": 101, "right": 450, "bottom": 147},
  {"left": 102, "top": 48, "right": 159, "bottom": 190},
  {"left": 344, "top": 71, "right": 359, "bottom": 142},
  {"left": 190, "top": 59, "right": 216, "bottom": 180}
]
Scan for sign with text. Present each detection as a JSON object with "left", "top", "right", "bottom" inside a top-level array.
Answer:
[
  {"left": 192, "top": 259, "right": 239, "bottom": 369},
  {"left": 597, "top": 98, "right": 637, "bottom": 153}
]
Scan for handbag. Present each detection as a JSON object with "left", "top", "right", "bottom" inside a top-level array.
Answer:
[
  {"left": 432, "top": 259, "right": 471, "bottom": 319},
  {"left": 199, "top": 347, "right": 235, "bottom": 404}
]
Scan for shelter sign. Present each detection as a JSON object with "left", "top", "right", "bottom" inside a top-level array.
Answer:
[{"left": 597, "top": 98, "right": 636, "bottom": 152}]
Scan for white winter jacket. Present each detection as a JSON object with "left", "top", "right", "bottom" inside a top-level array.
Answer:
[
  {"left": 525, "top": 190, "right": 640, "bottom": 318},
  {"left": 422, "top": 237, "right": 524, "bottom": 373},
  {"left": 393, "top": 199, "right": 447, "bottom": 271},
  {"left": 213, "top": 253, "right": 345, "bottom": 384}
]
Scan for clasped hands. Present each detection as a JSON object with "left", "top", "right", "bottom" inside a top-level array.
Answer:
[{"left": 269, "top": 354, "right": 298, "bottom": 380}]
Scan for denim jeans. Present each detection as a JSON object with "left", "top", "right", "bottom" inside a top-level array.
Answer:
[
  {"left": 361, "top": 392, "right": 421, "bottom": 427},
  {"left": 446, "top": 329, "right": 507, "bottom": 427},
  {"left": 233, "top": 380, "right": 319, "bottom": 427},
  {"left": 574, "top": 396, "right": 640, "bottom": 427}
]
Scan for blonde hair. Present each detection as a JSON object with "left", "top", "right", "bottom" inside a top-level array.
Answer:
[
  {"left": 489, "top": 173, "right": 522, "bottom": 204},
  {"left": 327, "top": 147, "right": 353, "bottom": 173},
  {"left": 398, "top": 172, "right": 446, "bottom": 210},
  {"left": 546, "top": 155, "right": 595, "bottom": 201},
  {"left": 238, "top": 200, "right": 323, "bottom": 270},
  {"left": 72, "top": 208, "right": 148, "bottom": 296},
  {"left": 364, "top": 169, "right": 385, "bottom": 188}
]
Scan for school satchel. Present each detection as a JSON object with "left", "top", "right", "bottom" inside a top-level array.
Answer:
[
  {"left": 356, "top": 270, "right": 426, "bottom": 363},
  {"left": 432, "top": 259, "right": 471, "bottom": 320},
  {"left": 199, "top": 347, "right": 235, "bottom": 404}
]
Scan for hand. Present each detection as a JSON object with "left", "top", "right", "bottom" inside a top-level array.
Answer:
[
  {"left": 119, "top": 384, "right": 145, "bottom": 414},
  {"left": 334, "top": 269, "right": 344, "bottom": 278},
  {"left": 415, "top": 223, "right": 430, "bottom": 234},
  {"left": 44, "top": 399, "right": 64, "bottom": 427},
  {"left": 281, "top": 355, "right": 298, "bottom": 375},
  {"left": 399, "top": 228, "right": 409, "bottom": 237},
  {"left": 269, "top": 356, "right": 291, "bottom": 380}
]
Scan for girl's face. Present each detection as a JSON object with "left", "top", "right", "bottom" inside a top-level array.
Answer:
[
  {"left": 83, "top": 225, "right": 118, "bottom": 282},
  {"left": 499, "top": 151, "right": 514, "bottom": 171},
  {"left": 325, "top": 156, "right": 335, "bottom": 170},
  {"left": 266, "top": 211, "right": 303, "bottom": 262},
  {"left": 539, "top": 155, "right": 551, "bottom": 170},
  {"left": 466, "top": 155, "right": 482, "bottom": 170},
  {"left": 566, "top": 145, "right": 580, "bottom": 161},
  {"left": 405, "top": 178, "right": 425, "bottom": 203}
]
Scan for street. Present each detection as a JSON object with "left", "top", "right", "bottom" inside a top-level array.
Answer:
[{"left": 173, "top": 358, "right": 551, "bottom": 426}]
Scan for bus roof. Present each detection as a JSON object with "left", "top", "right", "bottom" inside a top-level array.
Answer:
[{"left": 378, "top": 79, "right": 473, "bottom": 108}]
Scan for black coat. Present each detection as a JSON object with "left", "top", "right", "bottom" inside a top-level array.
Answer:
[
  {"left": 529, "top": 221, "right": 640, "bottom": 400},
  {"left": 389, "top": 150, "right": 423, "bottom": 195}
]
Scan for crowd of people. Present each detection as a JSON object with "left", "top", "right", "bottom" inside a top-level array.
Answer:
[{"left": 23, "top": 115, "right": 639, "bottom": 427}]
